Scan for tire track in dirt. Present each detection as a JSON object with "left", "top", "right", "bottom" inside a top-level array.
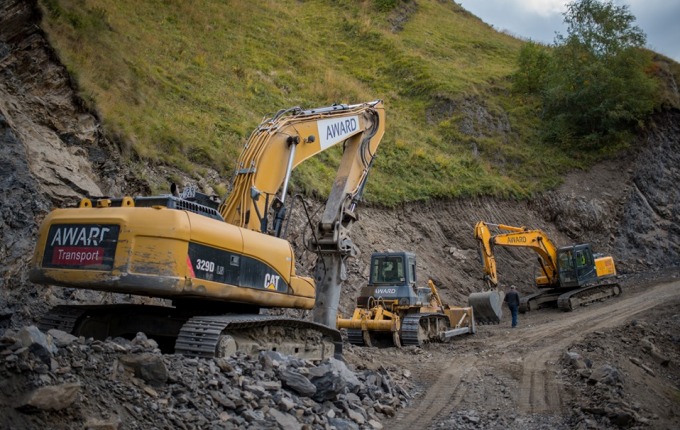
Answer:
[
  {"left": 389, "top": 358, "right": 480, "bottom": 430},
  {"left": 385, "top": 280, "right": 680, "bottom": 426},
  {"left": 511, "top": 280, "right": 679, "bottom": 414}
]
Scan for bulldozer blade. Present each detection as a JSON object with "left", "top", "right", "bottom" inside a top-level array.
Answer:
[{"left": 468, "top": 291, "right": 504, "bottom": 324}]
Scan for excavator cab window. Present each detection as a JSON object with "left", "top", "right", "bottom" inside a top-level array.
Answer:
[
  {"left": 576, "top": 250, "right": 587, "bottom": 267},
  {"left": 558, "top": 250, "right": 574, "bottom": 271}
]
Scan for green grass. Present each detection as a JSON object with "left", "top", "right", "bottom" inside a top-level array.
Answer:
[{"left": 36, "top": 0, "right": 644, "bottom": 206}]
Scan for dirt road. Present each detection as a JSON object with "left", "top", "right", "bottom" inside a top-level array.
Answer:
[{"left": 348, "top": 278, "right": 680, "bottom": 429}]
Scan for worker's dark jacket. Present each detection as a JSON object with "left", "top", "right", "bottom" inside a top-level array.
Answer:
[{"left": 505, "top": 291, "right": 520, "bottom": 307}]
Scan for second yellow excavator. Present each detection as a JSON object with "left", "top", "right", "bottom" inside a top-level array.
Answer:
[{"left": 470, "top": 221, "right": 620, "bottom": 322}]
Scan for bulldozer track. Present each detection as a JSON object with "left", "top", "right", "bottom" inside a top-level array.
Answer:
[
  {"left": 400, "top": 313, "right": 450, "bottom": 346},
  {"left": 382, "top": 280, "right": 679, "bottom": 428}
]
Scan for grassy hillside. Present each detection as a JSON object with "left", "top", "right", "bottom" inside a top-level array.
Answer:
[{"left": 39, "top": 0, "right": 580, "bottom": 205}]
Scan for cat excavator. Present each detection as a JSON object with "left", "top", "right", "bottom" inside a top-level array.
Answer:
[
  {"left": 29, "top": 100, "right": 385, "bottom": 360},
  {"left": 471, "top": 221, "right": 620, "bottom": 321}
]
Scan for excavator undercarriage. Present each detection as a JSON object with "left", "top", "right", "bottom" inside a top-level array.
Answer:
[
  {"left": 520, "top": 281, "right": 622, "bottom": 313},
  {"left": 38, "top": 303, "right": 341, "bottom": 360}
]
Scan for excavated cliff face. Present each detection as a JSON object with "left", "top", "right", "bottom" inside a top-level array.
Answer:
[
  {"left": 532, "top": 111, "right": 680, "bottom": 272},
  {"left": 0, "top": 0, "right": 679, "bottom": 327},
  {"left": 0, "top": 0, "right": 148, "bottom": 329},
  {"left": 616, "top": 112, "right": 680, "bottom": 268}
]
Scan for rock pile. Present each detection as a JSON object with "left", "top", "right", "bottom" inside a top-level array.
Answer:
[
  {"left": 0, "top": 326, "right": 412, "bottom": 429},
  {"left": 558, "top": 303, "right": 680, "bottom": 430}
]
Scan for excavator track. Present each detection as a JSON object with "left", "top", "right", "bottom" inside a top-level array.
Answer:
[
  {"left": 175, "top": 314, "right": 341, "bottom": 359},
  {"left": 400, "top": 313, "right": 450, "bottom": 347},
  {"left": 557, "top": 282, "right": 622, "bottom": 311},
  {"left": 38, "top": 305, "right": 89, "bottom": 333},
  {"left": 518, "top": 291, "right": 565, "bottom": 313},
  {"left": 38, "top": 305, "right": 341, "bottom": 360}
]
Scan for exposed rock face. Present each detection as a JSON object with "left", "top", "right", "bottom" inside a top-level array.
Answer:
[
  {"left": 533, "top": 110, "right": 680, "bottom": 274},
  {"left": 0, "top": 0, "right": 106, "bottom": 204},
  {"left": 0, "top": 0, "right": 148, "bottom": 331},
  {"left": 616, "top": 111, "right": 680, "bottom": 269}
]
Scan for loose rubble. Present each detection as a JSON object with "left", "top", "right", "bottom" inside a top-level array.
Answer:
[
  {"left": 0, "top": 327, "right": 412, "bottom": 429},
  {"left": 559, "top": 300, "right": 680, "bottom": 429}
]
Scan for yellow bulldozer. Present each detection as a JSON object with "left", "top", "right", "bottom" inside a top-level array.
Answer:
[{"left": 337, "top": 251, "right": 475, "bottom": 347}]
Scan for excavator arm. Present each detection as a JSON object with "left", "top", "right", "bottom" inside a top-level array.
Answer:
[
  {"left": 220, "top": 101, "right": 384, "bottom": 235},
  {"left": 219, "top": 100, "right": 385, "bottom": 327},
  {"left": 474, "top": 221, "right": 560, "bottom": 289},
  {"left": 469, "top": 221, "right": 560, "bottom": 324}
]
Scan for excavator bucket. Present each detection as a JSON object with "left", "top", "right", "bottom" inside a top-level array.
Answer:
[{"left": 468, "top": 291, "right": 504, "bottom": 324}]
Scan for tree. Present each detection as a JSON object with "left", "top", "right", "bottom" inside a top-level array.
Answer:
[
  {"left": 512, "top": 41, "right": 551, "bottom": 95},
  {"left": 515, "top": 0, "right": 658, "bottom": 151}
]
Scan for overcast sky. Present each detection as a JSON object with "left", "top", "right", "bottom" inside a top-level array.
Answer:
[{"left": 456, "top": 0, "right": 680, "bottom": 62}]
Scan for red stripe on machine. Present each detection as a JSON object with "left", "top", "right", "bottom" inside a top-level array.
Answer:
[{"left": 186, "top": 255, "right": 196, "bottom": 278}]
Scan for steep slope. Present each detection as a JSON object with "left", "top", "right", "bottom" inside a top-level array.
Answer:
[
  {"left": 0, "top": 0, "right": 149, "bottom": 329},
  {"left": 35, "top": 0, "right": 573, "bottom": 204}
]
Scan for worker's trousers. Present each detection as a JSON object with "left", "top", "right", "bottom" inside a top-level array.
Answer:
[{"left": 508, "top": 304, "right": 518, "bottom": 327}]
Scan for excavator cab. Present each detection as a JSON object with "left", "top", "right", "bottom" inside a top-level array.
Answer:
[{"left": 556, "top": 244, "right": 598, "bottom": 288}]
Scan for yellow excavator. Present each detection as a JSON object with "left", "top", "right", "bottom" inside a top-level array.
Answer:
[
  {"left": 470, "top": 221, "right": 620, "bottom": 322},
  {"left": 29, "top": 100, "right": 385, "bottom": 359}
]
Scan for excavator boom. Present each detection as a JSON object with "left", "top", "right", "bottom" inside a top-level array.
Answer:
[{"left": 476, "top": 222, "right": 560, "bottom": 288}]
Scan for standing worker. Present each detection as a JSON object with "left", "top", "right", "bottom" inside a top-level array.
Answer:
[{"left": 504, "top": 285, "right": 520, "bottom": 328}]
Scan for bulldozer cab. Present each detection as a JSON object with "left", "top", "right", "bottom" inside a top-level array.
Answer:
[
  {"left": 369, "top": 252, "right": 415, "bottom": 287},
  {"left": 557, "top": 244, "right": 597, "bottom": 288},
  {"left": 352, "top": 252, "right": 422, "bottom": 308}
]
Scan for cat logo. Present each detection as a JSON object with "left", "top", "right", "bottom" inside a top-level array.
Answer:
[{"left": 264, "top": 273, "right": 280, "bottom": 290}]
